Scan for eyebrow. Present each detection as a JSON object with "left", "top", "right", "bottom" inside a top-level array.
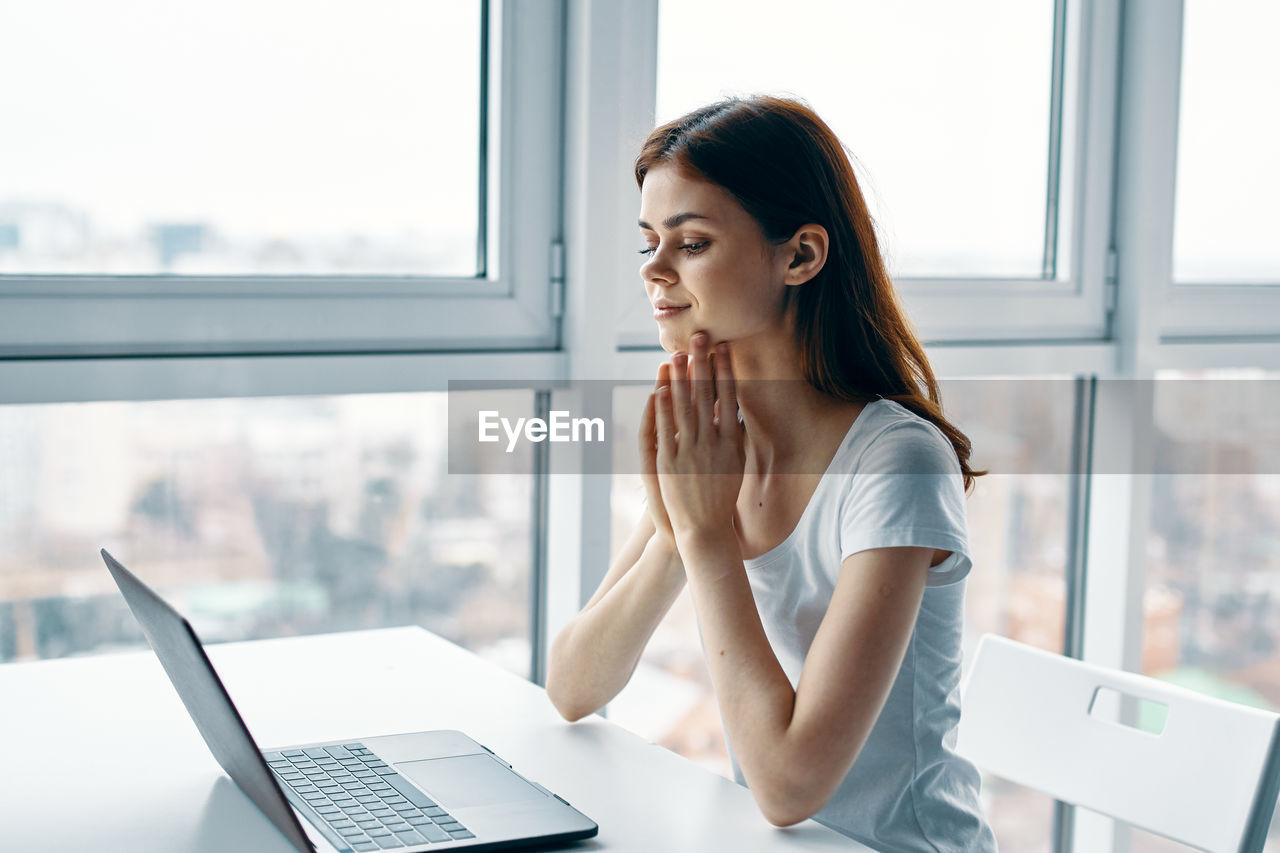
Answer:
[{"left": 637, "top": 212, "right": 712, "bottom": 231}]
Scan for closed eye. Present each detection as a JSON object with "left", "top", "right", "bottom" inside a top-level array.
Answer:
[{"left": 637, "top": 241, "right": 710, "bottom": 257}]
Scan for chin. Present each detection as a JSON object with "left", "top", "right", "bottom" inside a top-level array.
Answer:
[{"left": 656, "top": 321, "right": 718, "bottom": 353}]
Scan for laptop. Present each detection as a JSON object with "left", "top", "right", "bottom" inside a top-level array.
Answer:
[{"left": 101, "top": 549, "right": 598, "bottom": 853}]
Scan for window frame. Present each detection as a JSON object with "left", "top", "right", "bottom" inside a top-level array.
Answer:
[
  {"left": 0, "top": 0, "right": 565, "bottom": 360},
  {"left": 609, "top": 0, "right": 1119, "bottom": 346},
  {"left": 1120, "top": 0, "right": 1280, "bottom": 340}
]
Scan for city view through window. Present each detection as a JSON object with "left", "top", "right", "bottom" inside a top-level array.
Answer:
[{"left": 0, "top": 392, "right": 535, "bottom": 677}]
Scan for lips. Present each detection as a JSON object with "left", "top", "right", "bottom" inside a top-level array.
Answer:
[{"left": 653, "top": 304, "right": 689, "bottom": 320}]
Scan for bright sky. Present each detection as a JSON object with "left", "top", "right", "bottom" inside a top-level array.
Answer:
[{"left": 0, "top": 0, "right": 479, "bottom": 241}]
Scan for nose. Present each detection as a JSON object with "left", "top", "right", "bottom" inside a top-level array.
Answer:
[{"left": 641, "top": 251, "right": 676, "bottom": 289}]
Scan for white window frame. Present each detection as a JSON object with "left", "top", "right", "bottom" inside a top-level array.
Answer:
[
  {"left": 604, "top": 0, "right": 1120, "bottom": 348},
  {"left": 1126, "top": 0, "right": 1280, "bottom": 340},
  {"left": 0, "top": 0, "right": 565, "bottom": 361}
]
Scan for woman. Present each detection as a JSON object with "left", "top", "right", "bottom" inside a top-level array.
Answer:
[{"left": 546, "top": 95, "right": 997, "bottom": 852}]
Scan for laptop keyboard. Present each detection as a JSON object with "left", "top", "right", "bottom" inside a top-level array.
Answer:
[{"left": 265, "top": 742, "right": 475, "bottom": 850}]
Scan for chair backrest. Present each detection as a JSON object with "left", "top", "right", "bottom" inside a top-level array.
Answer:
[{"left": 956, "top": 634, "right": 1280, "bottom": 853}]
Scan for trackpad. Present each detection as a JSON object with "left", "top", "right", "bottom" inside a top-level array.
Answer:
[{"left": 395, "top": 754, "right": 546, "bottom": 809}]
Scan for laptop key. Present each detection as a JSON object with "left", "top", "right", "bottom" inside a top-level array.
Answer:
[
  {"left": 353, "top": 844, "right": 379, "bottom": 852},
  {"left": 383, "top": 775, "right": 435, "bottom": 808},
  {"left": 325, "top": 746, "right": 355, "bottom": 760},
  {"left": 418, "top": 824, "right": 450, "bottom": 843},
  {"left": 373, "top": 838, "right": 404, "bottom": 850},
  {"left": 393, "top": 830, "right": 425, "bottom": 845},
  {"left": 450, "top": 830, "right": 476, "bottom": 840}
]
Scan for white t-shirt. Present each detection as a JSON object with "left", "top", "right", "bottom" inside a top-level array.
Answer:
[{"left": 720, "top": 398, "right": 997, "bottom": 852}]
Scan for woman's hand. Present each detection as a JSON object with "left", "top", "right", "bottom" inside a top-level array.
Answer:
[
  {"left": 651, "top": 333, "right": 745, "bottom": 543},
  {"left": 639, "top": 361, "right": 677, "bottom": 546}
]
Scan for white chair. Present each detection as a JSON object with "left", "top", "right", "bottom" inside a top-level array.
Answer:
[{"left": 956, "top": 633, "right": 1280, "bottom": 852}]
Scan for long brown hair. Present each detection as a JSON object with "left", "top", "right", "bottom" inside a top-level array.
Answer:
[{"left": 635, "top": 95, "right": 987, "bottom": 494}]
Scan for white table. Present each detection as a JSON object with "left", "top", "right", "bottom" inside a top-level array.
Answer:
[{"left": 0, "top": 627, "right": 869, "bottom": 851}]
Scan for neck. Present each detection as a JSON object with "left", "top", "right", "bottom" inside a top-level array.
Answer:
[{"left": 724, "top": 326, "right": 844, "bottom": 473}]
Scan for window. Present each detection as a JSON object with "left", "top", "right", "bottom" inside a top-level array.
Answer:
[
  {"left": 0, "top": 392, "right": 536, "bottom": 677},
  {"left": 611, "top": 0, "right": 1109, "bottom": 346},
  {"left": 1138, "top": 368, "right": 1280, "bottom": 852},
  {"left": 0, "top": 0, "right": 564, "bottom": 357},
  {"left": 1172, "top": 1, "right": 1280, "bottom": 283},
  {"left": 0, "top": 0, "right": 482, "bottom": 278}
]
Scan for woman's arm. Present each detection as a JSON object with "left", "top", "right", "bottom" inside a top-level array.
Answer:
[
  {"left": 676, "top": 531, "right": 931, "bottom": 826},
  {"left": 546, "top": 363, "right": 689, "bottom": 722},
  {"left": 653, "top": 334, "right": 932, "bottom": 825},
  {"left": 545, "top": 511, "right": 686, "bottom": 722}
]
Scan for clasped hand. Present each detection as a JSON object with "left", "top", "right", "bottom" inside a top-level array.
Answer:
[{"left": 639, "top": 332, "right": 745, "bottom": 543}]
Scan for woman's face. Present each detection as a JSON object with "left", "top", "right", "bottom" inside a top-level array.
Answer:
[{"left": 638, "top": 163, "right": 791, "bottom": 353}]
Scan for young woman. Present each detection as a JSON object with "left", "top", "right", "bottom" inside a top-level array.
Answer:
[{"left": 546, "top": 96, "right": 997, "bottom": 852}]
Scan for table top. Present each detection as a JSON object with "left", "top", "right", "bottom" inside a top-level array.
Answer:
[{"left": 0, "top": 626, "right": 866, "bottom": 852}]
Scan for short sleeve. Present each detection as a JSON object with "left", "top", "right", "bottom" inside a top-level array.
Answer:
[{"left": 837, "top": 421, "right": 973, "bottom": 586}]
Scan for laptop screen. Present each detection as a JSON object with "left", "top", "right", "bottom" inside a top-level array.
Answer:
[{"left": 101, "top": 549, "right": 315, "bottom": 853}]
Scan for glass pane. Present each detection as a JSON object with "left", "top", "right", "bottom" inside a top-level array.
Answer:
[
  {"left": 1142, "top": 368, "right": 1280, "bottom": 851},
  {"left": 607, "top": 376, "right": 1077, "bottom": 850},
  {"left": 1173, "top": 0, "right": 1280, "bottom": 283},
  {"left": 945, "top": 377, "right": 1075, "bottom": 853},
  {"left": 0, "top": 1, "right": 482, "bottom": 277},
  {"left": 655, "top": 0, "right": 1055, "bottom": 279},
  {"left": 0, "top": 392, "right": 534, "bottom": 679}
]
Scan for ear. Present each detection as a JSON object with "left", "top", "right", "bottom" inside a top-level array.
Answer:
[{"left": 781, "top": 224, "right": 829, "bottom": 286}]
